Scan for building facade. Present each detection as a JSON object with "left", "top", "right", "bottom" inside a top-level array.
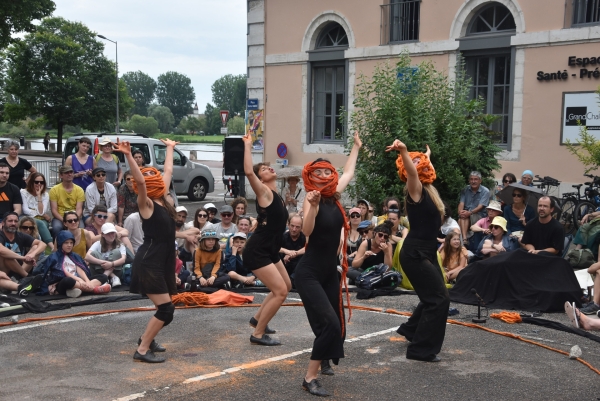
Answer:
[{"left": 247, "top": 0, "right": 600, "bottom": 187}]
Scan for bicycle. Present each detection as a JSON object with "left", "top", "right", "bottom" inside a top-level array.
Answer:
[
  {"left": 558, "top": 174, "right": 599, "bottom": 234},
  {"left": 532, "top": 175, "right": 562, "bottom": 221}
]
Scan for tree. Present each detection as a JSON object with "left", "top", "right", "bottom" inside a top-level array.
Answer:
[
  {"left": 0, "top": 0, "right": 55, "bottom": 49},
  {"left": 227, "top": 116, "right": 245, "bottom": 134},
  {"left": 122, "top": 71, "right": 156, "bottom": 116},
  {"left": 147, "top": 104, "right": 175, "bottom": 133},
  {"left": 179, "top": 116, "right": 205, "bottom": 135},
  {"left": 204, "top": 103, "right": 222, "bottom": 135},
  {"left": 347, "top": 54, "right": 502, "bottom": 213},
  {"left": 4, "top": 17, "right": 133, "bottom": 152},
  {"left": 156, "top": 71, "right": 195, "bottom": 125},
  {"left": 128, "top": 114, "right": 158, "bottom": 136},
  {"left": 211, "top": 74, "right": 247, "bottom": 118}
]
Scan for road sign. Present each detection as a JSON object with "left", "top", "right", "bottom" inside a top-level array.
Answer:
[
  {"left": 247, "top": 98, "right": 259, "bottom": 110},
  {"left": 220, "top": 127, "right": 228, "bottom": 135},
  {"left": 277, "top": 143, "right": 288, "bottom": 158},
  {"left": 275, "top": 158, "right": 288, "bottom": 166},
  {"left": 220, "top": 110, "right": 229, "bottom": 127}
]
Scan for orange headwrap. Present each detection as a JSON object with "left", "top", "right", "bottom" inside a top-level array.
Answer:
[
  {"left": 133, "top": 167, "right": 166, "bottom": 199},
  {"left": 302, "top": 160, "right": 352, "bottom": 335},
  {"left": 395, "top": 152, "right": 436, "bottom": 184}
]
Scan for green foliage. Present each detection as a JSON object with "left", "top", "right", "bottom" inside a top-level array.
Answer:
[
  {"left": 227, "top": 116, "right": 245, "bottom": 134},
  {"left": 122, "top": 71, "right": 157, "bottom": 116},
  {"left": 211, "top": 74, "right": 247, "bottom": 117},
  {"left": 0, "top": 0, "right": 55, "bottom": 49},
  {"left": 147, "top": 104, "right": 175, "bottom": 133},
  {"left": 347, "top": 54, "right": 502, "bottom": 213},
  {"left": 3, "top": 17, "right": 133, "bottom": 152},
  {"left": 156, "top": 71, "right": 195, "bottom": 125},
  {"left": 178, "top": 116, "right": 205, "bottom": 135},
  {"left": 128, "top": 114, "right": 158, "bottom": 136},
  {"left": 203, "top": 103, "right": 222, "bottom": 135}
]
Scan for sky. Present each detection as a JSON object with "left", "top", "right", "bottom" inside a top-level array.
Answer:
[{"left": 52, "top": 0, "right": 247, "bottom": 112}]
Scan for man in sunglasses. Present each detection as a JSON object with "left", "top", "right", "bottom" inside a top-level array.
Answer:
[
  {"left": 49, "top": 165, "right": 85, "bottom": 238},
  {"left": 84, "top": 167, "right": 117, "bottom": 225},
  {"left": 521, "top": 196, "right": 564, "bottom": 256},
  {"left": 0, "top": 212, "right": 45, "bottom": 278},
  {"left": 210, "top": 205, "right": 237, "bottom": 249},
  {"left": 0, "top": 162, "right": 23, "bottom": 223}
]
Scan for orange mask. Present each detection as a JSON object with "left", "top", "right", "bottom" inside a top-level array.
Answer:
[
  {"left": 133, "top": 167, "right": 166, "bottom": 199},
  {"left": 395, "top": 152, "right": 436, "bottom": 184}
]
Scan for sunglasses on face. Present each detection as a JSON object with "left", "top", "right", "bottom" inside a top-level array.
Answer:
[
  {"left": 490, "top": 225, "right": 502, "bottom": 230},
  {"left": 95, "top": 214, "right": 108, "bottom": 219},
  {"left": 512, "top": 193, "right": 523, "bottom": 198},
  {"left": 350, "top": 213, "right": 360, "bottom": 218},
  {"left": 66, "top": 218, "right": 79, "bottom": 224},
  {"left": 221, "top": 213, "right": 233, "bottom": 217},
  {"left": 34, "top": 180, "right": 45, "bottom": 185},
  {"left": 376, "top": 232, "right": 389, "bottom": 240},
  {"left": 198, "top": 214, "right": 208, "bottom": 218},
  {"left": 95, "top": 173, "right": 106, "bottom": 177},
  {"left": 21, "top": 226, "right": 35, "bottom": 231},
  {"left": 358, "top": 229, "right": 372, "bottom": 235},
  {"left": 503, "top": 180, "right": 513, "bottom": 183}
]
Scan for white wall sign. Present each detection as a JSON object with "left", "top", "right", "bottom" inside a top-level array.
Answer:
[{"left": 561, "top": 91, "right": 600, "bottom": 144}]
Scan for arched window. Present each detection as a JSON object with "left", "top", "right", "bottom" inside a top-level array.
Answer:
[
  {"left": 468, "top": 3, "right": 516, "bottom": 34},
  {"left": 316, "top": 23, "right": 348, "bottom": 48}
]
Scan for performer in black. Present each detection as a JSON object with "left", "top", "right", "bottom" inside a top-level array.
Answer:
[
  {"left": 295, "top": 132, "right": 361, "bottom": 397},
  {"left": 242, "top": 133, "right": 290, "bottom": 346},
  {"left": 115, "top": 138, "right": 179, "bottom": 363},
  {"left": 386, "top": 140, "right": 449, "bottom": 362}
]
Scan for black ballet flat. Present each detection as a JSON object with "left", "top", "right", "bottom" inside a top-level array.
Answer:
[
  {"left": 406, "top": 354, "right": 441, "bottom": 363},
  {"left": 138, "top": 337, "right": 166, "bottom": 352},
  {"left": 302, "top": 378, "right": 330, "bottom": 397},
  {"left": 250, "top": 334, "right": 281, "bottom": 346},
  {"left": 249, "top": 317, "right": 276, "bottom": 334},
  {"left": 396, "top": 326, "right": 413, "bottom": 342},
  {"left": 133, "top": 350, "right": 165, "bottom": 363},
  {"left": 320, "top": 360, "right": 334, "bottom": 376}
]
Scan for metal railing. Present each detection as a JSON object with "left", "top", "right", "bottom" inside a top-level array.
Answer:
[
  {"left": 573, "top": 0, "right": 600, "bottom": 25},
  {"left": 25, "top": 160, "right": 60, "bottom": 187},
  {"left": 380, "top": 0, "right": 420, "bottom": 45}
]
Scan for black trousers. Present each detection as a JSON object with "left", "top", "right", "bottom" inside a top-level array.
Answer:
[
  {"left": 56, "top": 274, "right": 108, "bottom": 295},
  {"left": 398, "top": 238, "right": 450, "bottom": 360}
]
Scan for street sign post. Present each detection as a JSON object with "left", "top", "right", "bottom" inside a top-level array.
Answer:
[
  {"left": 220, "top": 110, "right": 229, "bottom": 127},
  {"left": 277, "top": 143, "right": 288, "bottom": 158},
  {"left": 247, "top": 98, "right": 259, "bottom": 110},
  {"left": 221, "top": 127, "right": 228, "bottom": 135}
]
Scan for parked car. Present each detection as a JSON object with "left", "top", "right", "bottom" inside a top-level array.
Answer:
[{"left": 63, "top": 133, "right": 214, "bottom": 201}]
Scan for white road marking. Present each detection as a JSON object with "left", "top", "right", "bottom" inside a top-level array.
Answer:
[
  {"left": 113, "top": 392, "right": 146, "bottom": 401},
  {"left": 0, "top": 312, "right": 122, "bottom": 334}
]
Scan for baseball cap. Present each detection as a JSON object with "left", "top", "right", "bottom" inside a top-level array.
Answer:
[
  {"left": 101, "top": 223, "right": 118, "bottom": 234},
  {"left": 349, "top": 207, "right": 362, "bottom": 216},
  {"left": 58, "top": 165, "right": 74, "bottom": 174},
  {"left": 204, "top": 203, "right": 217, "bottom": 211},
  {"left": 358, "top": 220, "right": 372, "bottom": 230},
  {"left": 92, "top": 167, "right": 105, "bottom": 176},
  {"left": 220, "top": 205, "right": 234, "bottom": 214},
  {"left": 232, "top": 232, "right": 247, "bottom": 240},
  {"left": 175, "top": 206, "right": 188, "bottom": 214}
]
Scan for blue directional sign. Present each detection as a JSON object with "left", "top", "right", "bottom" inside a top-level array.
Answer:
[{"left": 247, "top": 98, "right": 259, "bottom": 110}]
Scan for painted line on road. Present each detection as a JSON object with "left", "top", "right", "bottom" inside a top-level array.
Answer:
[{"left": 0, "top": 312, "right": 123, "bottom": 334}]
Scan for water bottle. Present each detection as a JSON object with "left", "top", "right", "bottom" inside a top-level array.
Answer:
[{"left": 190, "top": 275, "right": 197, "bottom": 292}]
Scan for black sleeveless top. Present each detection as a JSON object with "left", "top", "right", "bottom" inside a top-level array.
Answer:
[
  {"left": 405, "top": 188, "right": 441, "bottom": 242},
  {"left": 359, "top": 239, "right": 385, "bottom": 269},
  {"left": 254, "top": 189, "right": 288, "bottom": 237}
]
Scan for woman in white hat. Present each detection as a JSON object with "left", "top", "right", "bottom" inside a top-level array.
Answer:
[
  {"left": 96, "top": 138, "right": 122, "bottom": 188},
  {"left": 480, "top": 216, "right": 519, "bottom": 258}
]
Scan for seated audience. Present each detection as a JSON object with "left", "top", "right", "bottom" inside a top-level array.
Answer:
[
  {"left": 347, "top": 207, "right": 362, "bottom": 261},
  {"left": 387, "top": 209, "right": 408, "bottom": 252},
  {"left": 123, "top": 212, "right": 143, "bottom": 253},
  {"left": 282, "top": 176, "right": 304, "bottom": 215},
  {"left": 470, "top": 200, "right": 503, "bottom": 235},
  {"left": 357, "top": 220, "right": 374, "bottom": 244},
  {"left": 49, "top": 165, "right": 85, "bottom": 238},
  {"left": 65, "top": 136, "right": 95, "bottom": 191},
  {"left": 521, "top": 196, "right": 564, "bottom": 256},
  {"left": 577, "top": 255, "right": 600, "bottom": 315},
  {"left": 357, "top": 199, "right": 370, "bottom": 221},
  {"left": 566, "top": 302, "right": 600, "bottom": 330},
  {"left": 19, "top": 216, "right": 53, "bottom": 253},
  {"left": 210, "top": 205, "right": 237, "bottom": 249},
  {"left": 479, "top": 216, "right": 519, "bottom": 258},
  {"left": 222, "top": 232, "right": 257, "bottom": 287},
  {"left": 377, "top": 197, "right": 401, "bottom": 225},
  {"left": 279, "top": 214, "right": 306, "bottom": 279},
  {"left": 440, "top": 231, "right": 468, "bottom": 281},
  {"left": 0, "top": 162, "right": 23, "bottom": 220},
  {"left": 225, "top": 215, "right": 253, "bottom": 254},
  {"left": 85, "top": 205, "right": 133, "bottom": 253},
  {"left": 175, "top": 205, "right": 199, "bottom": 264},
  {"left": 519, "top": 170, "right": 534, "bottom": 187},
  {"left": 20, "top": 172, "right": 53, "bottom": 246},
  {"left": 438, "top": 201, "right": 460, "bottom": 245},
  {"left": 117, "top": 170, "right": 139, "bottom": 226},
  {"left": 204, "top": 203, "right": 220, "bottom": 224},
  {"left": 503, "top": 187, "right": 535, "bottom": 234},
  {"left": 38, "top": 231, "right": 111, "bottom": 297},
  {"left": 230, "top": 196, "right": 257, "bottom": 230},
  {"left": 85, "top": 167, "right": 117, "bottom": 224},
  {"left": 0, "top": 212, "right": 45, "bottom": 278},
  {"left": 458, "top": 171, "right": 490, "bottom": 243},
  {"left": 190, "top": 230, "right": 229, "bottom": 289},
  {"left": 496, "top": 172, "right": 517, "bottom": 203},
  {"left": 348, "top": 221, "right": 393, "bottom": 283},
  {"left": 61, "top": 210, "right": 93, "bottom": 259},
  {"left": 0, "top": 270, "right": 43, "bottom": 297},
  {"left": 85, "top": 223, "right": 127, "bottom": 288}
]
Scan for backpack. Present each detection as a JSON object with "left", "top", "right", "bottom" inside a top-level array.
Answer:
[
  {"left": 95, "top": 153, "right": 119, "bottom": 165},
  {"left": 566, "top": 248, "right": 596, "bottom": 270},
  {"left": 355, "top": 263, "right": 402, "bottom": 290}
]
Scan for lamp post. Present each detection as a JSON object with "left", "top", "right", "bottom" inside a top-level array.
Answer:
[{"left": 97, "top": 34, "right": 119, "bottom": 134}]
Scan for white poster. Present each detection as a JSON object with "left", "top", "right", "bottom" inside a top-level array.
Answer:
[{"left": 561, "top": 91, "right": 600, "bottom": 144}]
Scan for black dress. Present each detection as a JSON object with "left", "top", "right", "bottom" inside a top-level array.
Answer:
[
  {"left": 0, "top": 157, "right": 32, "bottom": 189},
  {"left": 397, "top": 188, "right": 450, "bottom": 361},
  {"left": 130, "top": 201, "right": 177, "bottom": 295},
  {"left": 295, "top": 201, "right": 345, "bottom": 363},
  {"left": 243, "top": 190, "right": 288, "bottom": 270}
]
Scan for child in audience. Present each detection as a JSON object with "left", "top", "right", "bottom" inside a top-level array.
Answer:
[
  {"left": 85, "top": 223, "right": 127, "bottom": 288},
  {"left": 439, "top": 231, "right": 468, "bottom": 281},
  {"left": 36, "top": 231, "right": 111, "bottom": 297},
  {"left": 190, "top": 230, "right": 230, "bottom": 289},
  {"left": 222, "top": 232, "right": 258, "bottom": 287}
]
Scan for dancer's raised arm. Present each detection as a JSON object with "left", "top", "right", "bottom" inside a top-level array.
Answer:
[
  {"left": 114, "top": 140, "right": 151, "bottom": 218},
  {"left": 160, "top": 139, "right": 179, "bottom": 189},
  {"left": 386, "top": 139, "right": 422, "bottom": 202},
  {"left": 337, "top": 131, "right": 362, "bottom": 193},
  {"left": 243, "top": 133, "right": 273, "bottom": 206}
]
